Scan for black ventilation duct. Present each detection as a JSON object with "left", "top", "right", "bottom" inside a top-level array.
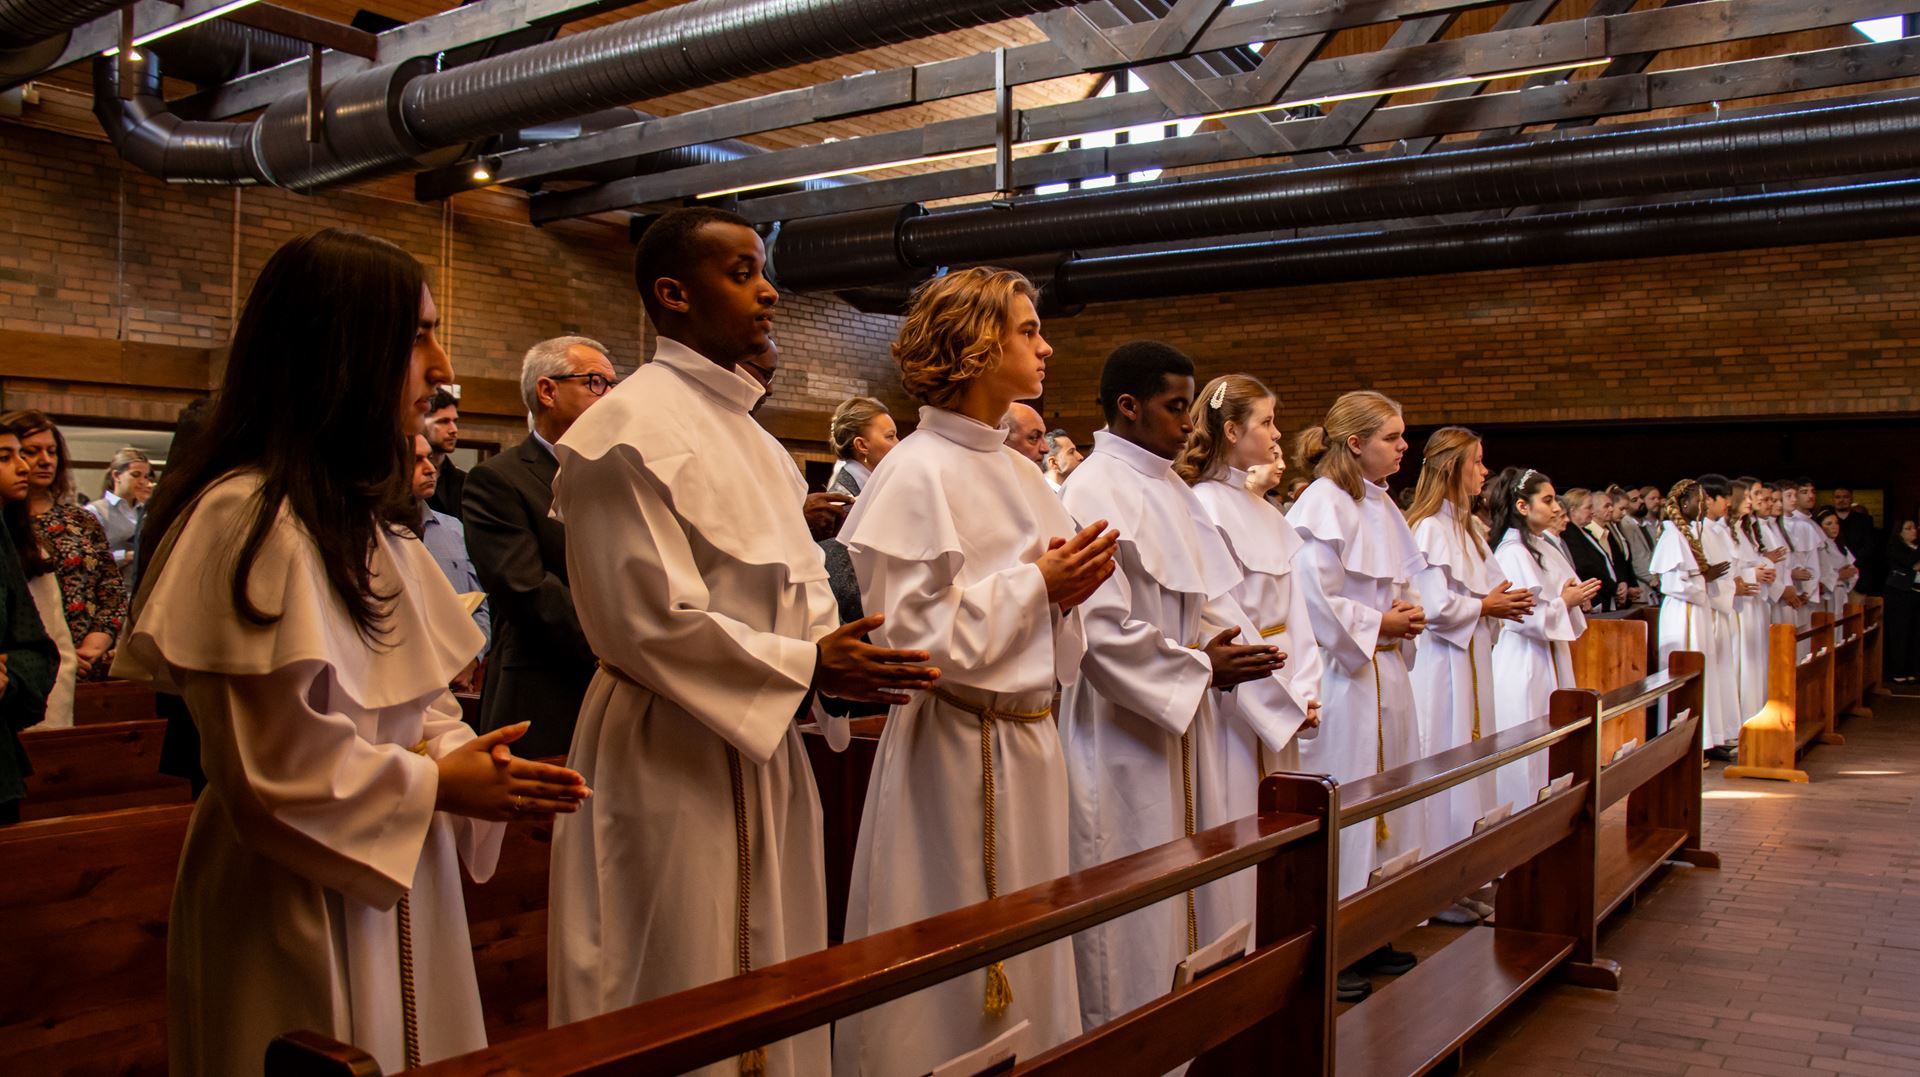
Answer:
[
  {"left": 92, "top": 0, "right": 1084, "bottom": 192},
  {"left": 771, "top": 94, "right": 1920, "bottom": 292},
  {"left": 1043, "top": 179, "right": 1920, "bottom": 309},
  {"left": 149, "top": 19, "right": 311, "bottom": 86},
  {"left": 0, "top": 0, "right": 133, "bottom": 84}
]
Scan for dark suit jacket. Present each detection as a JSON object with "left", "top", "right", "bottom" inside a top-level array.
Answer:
[
  {"left": 1602, "top": 526, "right": 1638, "bottom": 592},
  {"left": 820, "top": 463, "right": 863, "bottom": 625},
  {"left": 427, "top": 456, "right": 467, "bottom": 522},
  {"left": 463, "top": 436, "right": 596, "bottom": 758},
  {"left": 1564, "top": 525, "right": 1622, "bottom": 612}
]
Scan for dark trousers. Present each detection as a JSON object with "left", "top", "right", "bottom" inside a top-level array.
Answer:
[{"left": 1884, "top": 588, "right": 1920, "bottom": 680}]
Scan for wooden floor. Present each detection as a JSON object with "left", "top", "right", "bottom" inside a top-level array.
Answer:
[{"left": 1456, "top": 690, "right": 1920, "bottom": 1076}]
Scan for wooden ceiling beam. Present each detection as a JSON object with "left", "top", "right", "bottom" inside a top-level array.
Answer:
[
  {"left": 722, "top": 36, "right": 1920, "bottom": 226},
  {"left": 534, "top": 0, "right": 1911, "bottom": 221}
]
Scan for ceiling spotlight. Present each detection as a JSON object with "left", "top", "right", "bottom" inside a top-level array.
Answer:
[{"left": 471, "top": 157, "right": 496, "bottom": 183}]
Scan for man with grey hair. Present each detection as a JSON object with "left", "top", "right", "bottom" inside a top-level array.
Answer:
[
  {"left": 462, "top": 334, "right": 618, "bottom": 755},
  {"left": 1003, "top": 401, "right": 1048, "bottom": 467},
  {"left": 1044, "top": 428, "right": 1083, "bottom": 494}
]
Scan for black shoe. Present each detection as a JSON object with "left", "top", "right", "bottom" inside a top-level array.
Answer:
[
  {"left": 1337, "top": 967, "right": 1372, "bottom": 1002},
  {"left": 1704, "top": 745, "right": 1736, "bottom": 762},
  {"left": 1358, "top": 944, "right": 1418, "bottom": 975}
]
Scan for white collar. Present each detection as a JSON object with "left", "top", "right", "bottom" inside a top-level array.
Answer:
[
  {"left": 917, "top": 406, "right": 1006, "bottom": 454},
  {"left": 651, "top": 335, "right": 764, "bottom": 415},
  {"left": 1093, "top": 429, "right": 1175, "bottom": 479}
]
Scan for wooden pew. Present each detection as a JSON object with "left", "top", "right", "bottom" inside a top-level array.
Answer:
[
  {"left": 1328, "top": 653, "right": 1707, "bottom": 1074},
  {"left": 0, "top": 784, "right": 565, "bottom": 1075},
  {"left": 800, "top": 714, "right": 885, "bottom": 944},
  {"left": 0, "top": 803, "right": 188, "bottom": 1077},
  {"left": 270, "top": 776, "right": 1340, "bottom": 1077},
  {"left": 71, "top": 678, "right": 159, "bottom": 725},
  {"left": 19, "top": 719, "right": 191, "bottom": 820},
  {"left": 1568, "top": 608, "right": 1653, "bottom": 759},
  {"left": 1832, "top": 601, "right": 1873, "bottom": 727},
  {"left": 1727, "top": 612, "right": 1840, "bottom": 783},
  {"left": 1860, "top": 595, "right": 1885, "bottom": 698}
]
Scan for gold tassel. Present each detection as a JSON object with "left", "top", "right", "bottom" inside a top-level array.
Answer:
[
  {"left": 984, "top": 960, "right": 1014, "bottom": 1018},
  {"left": 728, "top": 748, "right": 766, "bottom": 1077},
  {"left": 1373, "top": 654, "right": 1390, "bottom": 845},
  {"left": 739, "top": 1045, "right": 768, "bottom": 1077}
]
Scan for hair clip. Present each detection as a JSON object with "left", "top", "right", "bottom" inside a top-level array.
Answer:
[
  {"left": 1518, "top": 468, "right": 1537, "bottom": 487},
  {"left": 1208, "top": 382, "right": 1228, "bottom": 410}
]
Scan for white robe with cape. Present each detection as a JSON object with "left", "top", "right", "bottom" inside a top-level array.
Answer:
[
  {"left": 1059, "top": 431, "right": 1288, "bottom": 1031},
  {"left": 1287, "top": 476, "right": 1427, "bottom": 899},
  {"left": 1760, "top": 518, "right": 1801, "bottom": 627},
  {"left": 833, "top": 406, "right": 1087, "bottom": 1075},
  {"left": 546, "top": 338, "right": 840, "bottom": 1076},
  {"left": 112, "top": 471, "right": 499, "bottom": 1077},
  {"left": 1410, "top": 504, "right": 1502, "bottom": 851},
  {"left": 1190, "top": 468, "right": 1320, "bottom": 921},
  {"left": 1724, "top": 520, "right": 1775, "bottom": 722},
  {"left": 1490, "top": 530, "right": 1585, "bottom": 813},
  {"left": 1650, "top": 519, "right": 1736, "bottom": 744}
]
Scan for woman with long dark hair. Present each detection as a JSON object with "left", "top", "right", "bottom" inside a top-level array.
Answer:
[
  {"left": 0, "top": 409, "right": 124, "bottom": 680},
  {"left": 112, "top": 229, "right": 588, "bottom": 1076},
  {"left": 1883, "top": 519, "right": 1920, "bottom": 683},
  {"left": 1488, "top": 467, "right": 1599, "bottom": 812},
  {"left": 0, "top": 431, "right": 55, "bottom": 823}
]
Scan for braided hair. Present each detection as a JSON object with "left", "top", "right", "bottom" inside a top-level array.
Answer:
[{"left": 1664, "top": 478, "right": 1710, "bottom": 571}]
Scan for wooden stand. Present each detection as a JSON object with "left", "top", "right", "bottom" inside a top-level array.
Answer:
[
  {"left": 1728, "top": 613, "right": 1836, "bottom": 782},
  {"left": 1568, "top": 610, "right": 1652, "bottom": 761}
]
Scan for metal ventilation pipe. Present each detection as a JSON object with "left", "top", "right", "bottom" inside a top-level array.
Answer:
[
  {"left": 149, "top": 19, "right": 309, "bottom": 86},
  {"left": 93, "top": 0, "right": 1082, "bottom": 192},
  {"left": 772, "top": 94, "right": 1920, "bottom": 291},
  {"left": 1042, "top": 179, "right": 1920, "bottom": 307},
  {"left": 91, "top": 51, "right": 266, "bottom": 185},
  {"left": 486, "top": 108, "right": 846, "bottom": 189},
  {"left": 0, "top": 0, "right": 128, "bottom": 48}
]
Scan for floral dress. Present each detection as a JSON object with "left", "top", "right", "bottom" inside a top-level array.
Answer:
[{"left": 33, "top": 503, "right": 127, "bottom": 679}]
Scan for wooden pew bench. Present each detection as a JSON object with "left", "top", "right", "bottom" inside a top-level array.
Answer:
[
  {"left": 71, "top": 678, "right": 159, "bottom": 726},
  {"left": 1728, "top": 613, "right": 1845, "bottom": 782},
  {"left": 0, "top": 779, "right": 565, "bottom": 1074},
  {"left": 1332, "top": 653, "right": 1712, "bottom": 1076},
  {"left": 271, "top": 776, "right": 1342, "bottom": 1077},
  {"left": 19, "top": 719, "right": 191, "bottom": 820}
]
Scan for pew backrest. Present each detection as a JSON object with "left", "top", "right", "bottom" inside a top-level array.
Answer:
[
  {"left": 20, "top": 719, "right": 191, "bottom": 820},
  {"left": 72, "top": 678, "right": 159, "bottom": 725}
]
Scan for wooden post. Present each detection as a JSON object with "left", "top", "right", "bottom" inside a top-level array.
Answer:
[
  {"left": 1569, "top": 612, "right": 1651, "bottom": 757},
  {"left": 1194, "top": 774, "right": 1337, "bottom": 1077},
  {"left": 1841, "top": 601, "right": 1872, "bottom": 720},
  {"left": 1863, "top": 595, "right": 1886, "bottom": 698},
  {"left": 1627, "top": 652, "right": 1718, "bottom": 869},
  {"left": 1497, "top": 689, "right": 1613, "bottom": 989},
  {"left": 1813, "top": 611, "right": 1842, "bottom": 746}
]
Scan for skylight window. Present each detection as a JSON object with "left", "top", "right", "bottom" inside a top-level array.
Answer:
[{"left": 1854, "top": 16, "right": 1912, "bottom": 42}]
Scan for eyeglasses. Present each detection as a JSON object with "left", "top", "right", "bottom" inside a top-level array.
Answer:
[{"left": 551, "top": 372, "right": 617, "bottom": 396}]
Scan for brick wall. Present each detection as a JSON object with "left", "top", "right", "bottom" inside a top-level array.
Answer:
[
  {"left": 0, "top": 123, "right": 906, "bottom": 448},
  {"left": 1034, "top": 239, "right": 1920, "bottom": 438}
]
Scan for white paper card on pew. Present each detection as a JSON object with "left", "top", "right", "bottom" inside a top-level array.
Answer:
[
  {"left": 1537, "top": 774, "right": 1573, "bottom": 803},
  {"left": 1171, "top": 919, "right": 1252, "bottom": 990},
  {"left": 1472, "top": 802, "right": 1515, "bottom": 835},
  {"left": 1610, "top": 739, "right": 1640, "bottom": 764},
  {"left": 928, "top": 1019, "right": 1032, "bottom": 1077},
  {"left": 1367, "top": 847, "right": 1423, "bottom": 888},
  {"left": 1674, "top": 708, "right": 1692, "bottom": 726}
]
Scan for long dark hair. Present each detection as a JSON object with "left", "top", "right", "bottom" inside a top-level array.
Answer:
[
  {"left": 1488, "top": 465, "right": 1554, "bottom": 567},
  {"left": 137, "top": 229, "right": 424, "bottom": 639}
]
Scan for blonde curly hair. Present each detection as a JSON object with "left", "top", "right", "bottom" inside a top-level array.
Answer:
[{"left": 893, "top": 267, "right": 1038, "bottom": 410}]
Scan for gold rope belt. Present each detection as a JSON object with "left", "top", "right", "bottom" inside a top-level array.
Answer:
[
  {"left": 1468, "top": 636, "right": 1482, "bottom": 742},
  {"left": 1254, "top": 624, "right": 1288, "bottom": 783},
  {"left": 399, "top": 739, "right": 432, "bottom": 1070},
  {"left": 600, "top": 660, "right": 764, "bottom": 1075},
  {"left": 930, "top": 686, "right": 1051, "bottom": 1016},
  {"left": 1258, "top": 621, "right": 1288, "bottom": 639}
]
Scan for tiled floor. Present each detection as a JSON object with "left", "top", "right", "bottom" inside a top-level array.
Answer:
[{"left": 1458, "top": 691, "right": 1920, "bottom": 1076}]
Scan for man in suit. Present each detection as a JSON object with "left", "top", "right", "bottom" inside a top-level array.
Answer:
[
  {"left": 463, "top": 335, "right": 617, "bottom": 758},
  {"left": 1831, "top": 486, "right": 1880, "bottom": 595},
  {"left": 1562, "top": 488, "right": 1624, "bottom": 611},
  {"left": 423, "top": 386, "right": 467, "bottom": 521}
]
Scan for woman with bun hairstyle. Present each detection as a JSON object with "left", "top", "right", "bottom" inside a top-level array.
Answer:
[
  {"left": 1286, "top": 390, "right": 1426, "bottom": 998},
  {"left": 1404, "top": 430, "right": 1533, "bottom": 921},
  {"left": 1488, "top": 467, "right": 1600, "bottom": 812}
]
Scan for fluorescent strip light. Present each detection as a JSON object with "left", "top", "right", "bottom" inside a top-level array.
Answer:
[
  {"left": 103, "top": 0, "right": 269, "bottom": 57},
  {"left": 699, "top": 58, "right": 1611, "bottom": 199}
]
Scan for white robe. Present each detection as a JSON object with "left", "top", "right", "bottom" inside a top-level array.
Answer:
[
  {"left": 25, "top": 570, "right": 76, "bottom": 728},
  {"left": 1759, "top": 518, "right": 1799, "bottom": 626},
  {"left": 111, "top": 472, "right": 499, "bottom": 1077},
  {"left": 1190, "top": 468, "right": 1321, "bottom": 923},
  {"left": 1287, "top": 476, "right": 1427, "bottom": 899},
  {"left": 1785, "top": 511, "right": 1829, "bottom": 629},
  {"left": 546, "top": 338, "right": 840, "bottom": 1077},
  {"left": 1725, "top": 521, "right": 1775, "bottom": 721},
  {"left": 1409, "top": 504, "right": 1502, "bottom": 851},
  {"left": 1650, "top": 520, "right": 1737, "bottom": 745},
  {"left": 1058, "top": 431, "right": 1285, "bottom": 1031},
  {"left": 833, "top": 407, "right": 1087, "bottom": 1075},
  {"left": 1490, "top": 530, "right": 1585, "bottom": 814}
]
